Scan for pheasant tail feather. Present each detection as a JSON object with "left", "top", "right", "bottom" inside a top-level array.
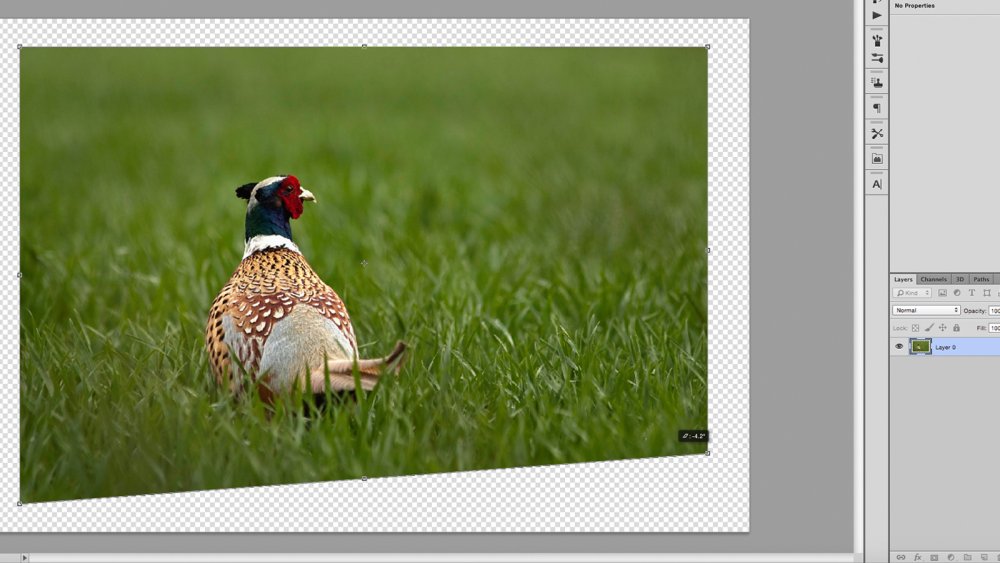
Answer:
[{"left": 307, "top": 341, "right": 408, "bottom": 393}]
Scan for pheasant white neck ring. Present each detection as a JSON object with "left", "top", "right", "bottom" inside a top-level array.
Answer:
[{"left": 243, "top": 234, "right": 301, "bottom": 259}]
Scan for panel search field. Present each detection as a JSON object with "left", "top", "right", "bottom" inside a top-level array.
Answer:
[{"left": 892, "top": 288, "right": 932, "bottom": 299}]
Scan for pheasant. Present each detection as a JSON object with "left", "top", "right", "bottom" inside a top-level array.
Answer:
[{"left": 205, "top": 174, "right": 405, "bottom": 404}]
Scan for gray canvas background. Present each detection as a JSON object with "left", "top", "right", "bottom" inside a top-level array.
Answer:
[{"left": 2, "top": 0, "right": 854, "bottom": 555}]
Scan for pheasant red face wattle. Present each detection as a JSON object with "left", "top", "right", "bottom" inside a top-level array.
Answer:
[{"left": 277, "top": 176, "right": 305, "bottom": 219}]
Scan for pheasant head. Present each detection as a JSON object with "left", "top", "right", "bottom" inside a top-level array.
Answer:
[{"left": 236, "top": 175, "right": 316, "bottom": 252}]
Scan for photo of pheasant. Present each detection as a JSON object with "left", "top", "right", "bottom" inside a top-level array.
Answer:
[
  {"left": 21, "top": 47, "right": 707, "bottom": 503},
  {"left": 206, "top": 175, "right": 406, "bottom": 403}
]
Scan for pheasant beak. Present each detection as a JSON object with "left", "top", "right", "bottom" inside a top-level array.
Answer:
[{"left": 299, "top": 188, "right": 316, "bottom": 203}]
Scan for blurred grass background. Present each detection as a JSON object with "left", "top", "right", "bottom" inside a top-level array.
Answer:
[{"left": 20, "top": 48, "right": 707, "bottom": 503}]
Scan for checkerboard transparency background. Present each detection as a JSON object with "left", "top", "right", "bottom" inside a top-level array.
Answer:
[{"left": 2, "top": 19, "right": 749, "bottom": 532}]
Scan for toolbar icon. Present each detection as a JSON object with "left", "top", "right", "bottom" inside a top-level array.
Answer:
[
  {"left": 872, "top": 153, "right": 884, "bottom": 164},
  {"left": 872, "top": 53, "right": 885, "bottom": 63},
  {"left": 872, "top": 128, "right": 884, "bottom": 139},
  {"left": 873, "top": 102, "right": 882, "bottom": 114},
  {"left": 873, "top": 34, "right": 883, "bottom": 47}
]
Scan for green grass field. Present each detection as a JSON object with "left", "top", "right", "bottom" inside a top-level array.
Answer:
[{"left": 20, "top": 48, "right": 707, "bottom": 503}]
